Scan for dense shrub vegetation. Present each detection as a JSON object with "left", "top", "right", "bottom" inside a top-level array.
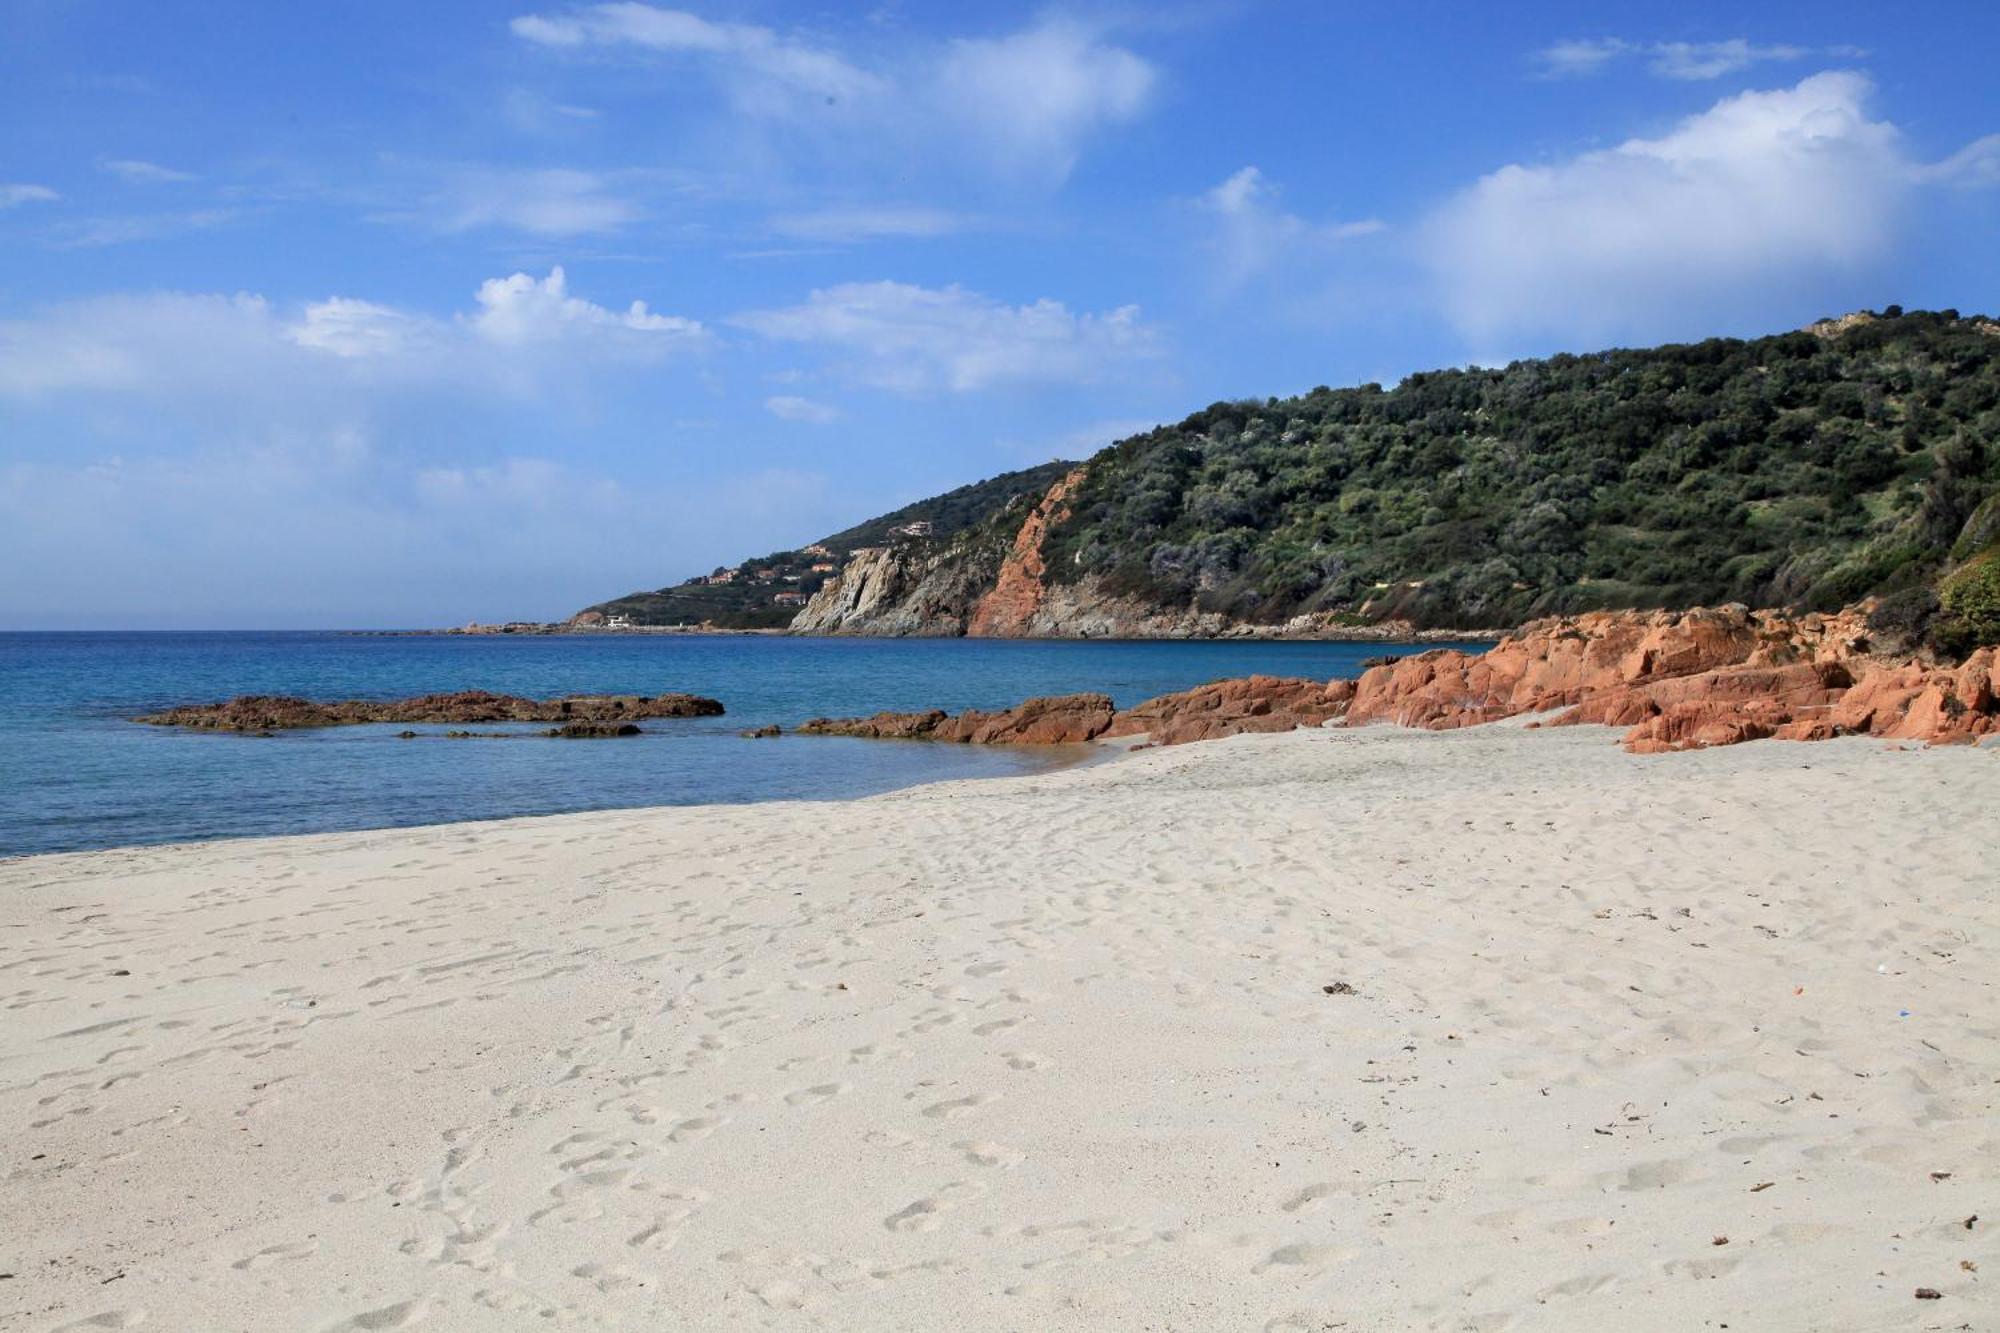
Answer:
[{"left": 1043, "top": 310, "right": 2000, "bottom": 631}]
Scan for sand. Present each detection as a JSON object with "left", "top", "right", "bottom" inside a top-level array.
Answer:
[{"left": 3, "top": 724, "right": 1995, "bottom": 1331}]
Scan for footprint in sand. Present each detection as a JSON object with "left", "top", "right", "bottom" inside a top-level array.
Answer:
[
  {"left": 1252, "top": 1242, "right": 1351, "bottom": 1275},
  {"left": 884, "top": 1180, "right": 989, "bottom": 1232},
  {"left": 922, "top": 1092, "right": 999, "bottom": 1120},
  {"left": 784, "top": 1081, "right": 848, "bottom": 1107},
  {"left": 955, "top": 1139, "right": 1025, "bottom": 1168},
  {"left": 54, "top": 1315, "right": 148, "bottom": 1332},
  {"left": 669, "top": 1115, "right": 725, "bottom": 1143},
  {"left": 232, "top": 1239, "right": 319, "bottom": 1269},
  {"left": 1279, "top": 1183, "right": 1339, "bottom": 1214}
]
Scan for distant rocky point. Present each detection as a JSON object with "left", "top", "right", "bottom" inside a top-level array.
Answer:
[{"left": 137, "top": 690, "right": 724, "bottom": 732}]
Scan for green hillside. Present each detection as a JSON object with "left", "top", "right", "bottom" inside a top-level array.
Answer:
[{"left": 1043, "top": 309, "right": 2000, "bottom": 640}]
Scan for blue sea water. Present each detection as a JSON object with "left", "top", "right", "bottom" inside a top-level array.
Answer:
[{"left": 0, "top": 632, "right": 1489, "bottom": 858}]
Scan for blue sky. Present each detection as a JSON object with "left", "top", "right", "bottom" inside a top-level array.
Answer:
[{"left": 3, "top": 0, "right": 1997, "bottom": 628}]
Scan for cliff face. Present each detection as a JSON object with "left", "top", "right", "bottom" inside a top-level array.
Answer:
[
  {"left": 965, "top": 467, "right": 1087, "bottom": 636},
  {"left": 793, "top": 467, "right": 1486, "bottom": 640},
  {"left": 789, "top": 541, "right": 1004, "bottom": 636}
]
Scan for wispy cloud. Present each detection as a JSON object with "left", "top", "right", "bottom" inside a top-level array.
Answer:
[
  {"left": 1534, "top": 37, "right": 1860, "bottom": 81},
  {"left": 1919, "top": 133, "right": 2000, "bottom": 188},
  {"left": 100, "top": 158, "right": 198, "bottom": 183},
  {"left": 735, "top": 280, "right": 1160, "bottom": 394},
  {"left": 49, "top": 208, "right": 237, "bottom": 249},
  {"left": 512, "top": 4, "right": 884, "bottom": 113},
  {"left": 419, "top": 166, "right": 640, "bottom": 236},
  {"left": 1199, "top": 166, "right": 1384, "bottom": 288},
  {"left": 763, "top": 393, "right": 839, "bottom": 423},
  {"left": 1, "top": 183, "right": 61, "bottom": 209},
  {"left": 766, "top": 206, "right": 968, "bottom": 243},
  {"left": 511, "top": 6, "right": 1157, "bottom": 184}
]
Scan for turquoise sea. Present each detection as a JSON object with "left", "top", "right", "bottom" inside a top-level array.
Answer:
[{"left": 0, "top": 632, "right": 1489, "bottom": 858}]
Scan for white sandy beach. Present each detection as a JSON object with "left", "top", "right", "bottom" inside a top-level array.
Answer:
[{"left": 3, "top": 724, "right": 1995, "bottom": 1331}]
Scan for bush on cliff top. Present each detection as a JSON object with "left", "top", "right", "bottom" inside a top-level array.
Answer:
[{"left": 1938, "top": 544, "right": 2000, "bottom": 655}]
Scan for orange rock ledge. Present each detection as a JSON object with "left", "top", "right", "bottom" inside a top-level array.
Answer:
[{"left": 797, "top": 604, "right": 1997, "bottom": 754}]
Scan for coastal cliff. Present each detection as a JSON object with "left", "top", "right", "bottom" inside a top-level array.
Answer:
[
  {"left": 794, "top": 464, "right": 1488, "bottom": 640},
  {"left": 580, "top": 309, "right": 2000, "bottom": 646}
]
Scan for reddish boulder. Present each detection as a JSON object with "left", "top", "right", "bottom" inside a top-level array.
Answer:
[
  {"left": 1105, "top": 675, "right": 1351, "bottom": 747},
  {"left": 798, "top": 694, "right": 1116, "bottom": 745}
]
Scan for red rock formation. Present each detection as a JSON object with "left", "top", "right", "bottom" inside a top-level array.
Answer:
[
  {"left": 1103, "top": 675, "right": 1355, "bottom": 746},
  {"left": 1339, "top": 604, "right": 1995, "bottom": 752},
  {"left": 966, "top": 466, "right": 1089, "bottom": 638},
  {"left": 798, "top": 693, "right": 1116, "bottom": 744},
  {"left": 796, "top": 604, "right": 1998, "bottom": 754}
]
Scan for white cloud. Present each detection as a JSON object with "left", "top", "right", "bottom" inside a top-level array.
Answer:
[
  {"left": 1534, "top": 38, "right": 1631, "bottom": 78},
  {"left": 1650, "top": 40, "right": 1808, "bottom": 81},
  {"left": 734, "top": 280, "right": 1159, "bottom": 393},
  {"left": 428, "top": 167, "right": 638, "bottom": 236},
  {"left": 1535, "top": 37, "right": 1850, "bottom": 81},
  {"left": 511, "top": 7, "right": 1156, "bottom": 183},
  {"left": 1200, "top": 166, "right": 1384, "bottom": 287},
  {"left": 1, "top": 183, "right": 60, "bottom": 209},
  {"left": 466, "top": 266, "right": 703, "bottom": 345},
  {"left": 931, "top": 19, "right": 1155, "bottom": 180},
  {"left": 50, "top": 208, "right": 236, "bottom": 249},
  {"left": 764, "top": 394, "right": 840, "bottom": 423},
  {"left": 101, "top": 158, "right": 198, "bottom": 183},
  {"left": 287, "top": 298, "right": 427, "bottom": 358},
  {"left": 1425, "top": 72, "right": 1914, "bottom": 346},
  {"left": 767, "top": 206, "right": 967, "bottom": 242},
  {"left": 0, "top": 269, "right": 701, "bottom": 399}
]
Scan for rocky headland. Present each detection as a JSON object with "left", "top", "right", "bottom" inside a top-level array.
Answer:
[
  {"left": 137, "top": 690, "right": 724, "bottom": 732},
  {"left": 797, "top": 603, "right": 1998, "bottom": 754}
]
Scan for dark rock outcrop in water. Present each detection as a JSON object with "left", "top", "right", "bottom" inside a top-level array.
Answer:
[{"left": 137, "top": 690, "right": 724, "bottom": 732}]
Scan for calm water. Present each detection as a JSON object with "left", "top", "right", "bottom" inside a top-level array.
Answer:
[{"left": 0, "top": 632, "right": 1488, "bottom": 858}]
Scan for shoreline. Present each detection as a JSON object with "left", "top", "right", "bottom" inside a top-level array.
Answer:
[
  {"left": 5, "top": 723, "right": 1996, "bottom": 1328},
  {"left": 351, "top": 625, "right": 1508, "bottom": 642}
]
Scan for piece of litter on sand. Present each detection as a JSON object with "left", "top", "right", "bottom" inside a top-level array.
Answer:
[
  {"left": 1750, "top": 1182, "right": 1775, "bottom": 1192},
  {"left": 1913, "top": 1288, "right": 1942, "bottom": 1300},
  {"left": 1711, "top": 1235, "right": 1729, "bottom": 1246},
  {"left": 1322, "top": 982, "right": 1356, "bottom": 996},
  {"left": 1930, "top": 1171, "right": 1952, "bottom": 1182}
]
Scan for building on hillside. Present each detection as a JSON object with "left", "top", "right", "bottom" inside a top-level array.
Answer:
[
  {"left": 809, "top": 562, "right": 836, "bottom": 573},
  {"left": 772, "top": 590, "right": 808, "bottom": 607},
  {"left": 893, "top": 520, "right": 934, "bottom": 538}
]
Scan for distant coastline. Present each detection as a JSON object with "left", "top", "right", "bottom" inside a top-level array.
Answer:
[{"left": 357, "top": 620, "right": 1507, "bottom": 642}]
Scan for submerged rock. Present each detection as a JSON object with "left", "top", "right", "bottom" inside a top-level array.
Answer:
[
  {"left": 137, "top": 689, "right": 723, "bottom": 732},
  {"left": 545, "top": 721, "right": 643, "bottom": 738}
]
